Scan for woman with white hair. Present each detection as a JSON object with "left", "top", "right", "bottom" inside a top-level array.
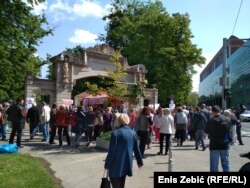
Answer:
[
  {"left": 157, "top": 108, "right": 174, "bottom": 155},
  {"left": 224, "top": 109, "right": 237, "bottom": 145},
  {"left": 104, "top": 113, "right": 143, "bottom": 188}
]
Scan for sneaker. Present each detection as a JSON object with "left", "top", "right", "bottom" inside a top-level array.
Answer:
[
  {"left": 18, "top": 145, "right": 24, "bottom": 148},
  {"left": 157, "top": 152, "right": 162, "bottom": 155},
  {"left": 41, "top": 138, "right": 48, "bottom": 142}
]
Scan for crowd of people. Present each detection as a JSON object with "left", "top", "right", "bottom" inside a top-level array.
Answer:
[{"left": 0, "top": 99, "right": 248, "bottom": 179}]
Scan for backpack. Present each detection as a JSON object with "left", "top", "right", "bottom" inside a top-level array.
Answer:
[{"left": 219, "top": 116, "right": 232, "bottom": 144}]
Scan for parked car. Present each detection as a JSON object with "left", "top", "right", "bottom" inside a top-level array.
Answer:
[{"left": 240, "top": 110, "right": 250, "bottom": 122}]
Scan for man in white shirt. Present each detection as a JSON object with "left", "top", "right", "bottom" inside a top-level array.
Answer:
[{"left": 40, "top": 101, "right": 51, "bottom": 141}]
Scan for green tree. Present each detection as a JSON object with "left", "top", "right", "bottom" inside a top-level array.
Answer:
[
  {"left": 85, "top": 51, "right": 129, "bottom": 100},
  {"left": 101, "top": 0, "right": 205, "bottom": 105},
  {"left": 187, "top": 92, "right": 199, "bottom": 107},
  {"left": 0, "top": 0, "right": 53, "bottom": 101}
]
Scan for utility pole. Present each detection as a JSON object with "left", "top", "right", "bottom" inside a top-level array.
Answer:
[
  {"left": 168, "top": 136, "right": 173, "bottom": 172},
  {"left": 222, "top": 38, "right": 228, "bottom": 110}
]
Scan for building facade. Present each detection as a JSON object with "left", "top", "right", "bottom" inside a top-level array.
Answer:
[
  {"left": 199, "top": 35, "right": 248, "bottom": 109},
  {"left": 228, "top": 39, "right": 250, "bottom": 108}
]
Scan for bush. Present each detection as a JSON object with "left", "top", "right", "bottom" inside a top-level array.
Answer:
[{"left": 99, "top": 131, "right": 112, "bottom": 141}]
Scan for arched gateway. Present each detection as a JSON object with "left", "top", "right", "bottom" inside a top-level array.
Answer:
[{"left": 25, "top": 44, "right": 158, "bottom": 108}]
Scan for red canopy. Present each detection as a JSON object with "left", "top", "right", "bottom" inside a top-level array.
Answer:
[{"left": 75, "top": 91, "right": 108, "bottom": 105}]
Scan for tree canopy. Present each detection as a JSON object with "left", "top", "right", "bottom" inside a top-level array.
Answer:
[
  {"left": 0, "top": 0, "right": 52, "bottom": 101},
  {"left": 101, "top": 0, "right": 205, "bottom": 106}
]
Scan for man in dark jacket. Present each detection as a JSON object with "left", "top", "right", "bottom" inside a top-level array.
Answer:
[
  {"left": 205, "top": 105, "right": 231, "bottom": 172},
  {"left": 6, "top": 98, "right": 25, "bottom": 148},
  {"left": 26, "top": 102, "right": 40, "bottom": 139},
  {"left": 235, "top": 104, "right": 245, "bottom": 145},
  {"left": 192, "top": 106, "right": 207, "bottom": 151}
]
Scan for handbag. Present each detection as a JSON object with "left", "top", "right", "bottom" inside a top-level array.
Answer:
[{"left": 100, "top": 169, "right": 111, "bottom": 188}]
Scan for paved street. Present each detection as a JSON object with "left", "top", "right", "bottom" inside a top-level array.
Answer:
[{"left": 1, "top": 123, "right": 250, "bottom": 188}]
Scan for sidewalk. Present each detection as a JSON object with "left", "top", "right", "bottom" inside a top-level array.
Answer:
[{"left": 1, "top": 130, "right": 249, "bottom": 188}]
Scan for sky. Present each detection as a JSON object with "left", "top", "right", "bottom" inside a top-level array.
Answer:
[{"left": 32, "top": 0, "right": 250, "bottom": 92}]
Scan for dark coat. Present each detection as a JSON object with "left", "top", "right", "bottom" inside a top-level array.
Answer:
[
  {"left": 26, "top": 106, "right": 40, "bottom": 124},
  {"left": 6, "top": 104, "right": 23, "bottom": 124},
  {"left": 104, "top": 125, "right": 143, "bottom": 178},
  {"left": 192, "top": 112, "right": 207, "bottom": 130},
  {"left": 205, "top": 115, "right": 231, "bottom": 150}
]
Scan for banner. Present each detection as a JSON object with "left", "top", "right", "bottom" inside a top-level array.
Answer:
[
  {"left": 26, "top": 97, "right": 35, "bottom": 110},
  {"left": 63, "top": 99, "right": 74, "bottom": 105}
]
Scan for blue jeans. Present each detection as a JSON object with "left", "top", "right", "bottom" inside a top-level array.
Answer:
[
  {"left": 75, "top": 133, "right": 82, "bottom": 144},
  {"left": 41, "top": 122, "right": 50, "bottom": 140},
  {"left": 210, "top": 150, "right": 230, "bottom": 172},
  {"left": 195, "top": 129, "right": 206, "bottom": 149},
  {"left": 0, "top": 123, "right": 7, "bottom": 139}
]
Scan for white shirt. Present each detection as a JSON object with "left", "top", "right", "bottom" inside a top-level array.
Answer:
[
  {"left": 40, "top": 105, "right": 51, "bottom": 123},
  {"left": 158, "top": 115, "right": 174, "bottom": 134},
  {"left": 153, "top": 114, "right": 162, "bottom": 128}
]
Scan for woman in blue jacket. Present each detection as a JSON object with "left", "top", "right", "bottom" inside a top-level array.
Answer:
[{"left": 104, "top": 113, "right": 143, "bottom": 188}]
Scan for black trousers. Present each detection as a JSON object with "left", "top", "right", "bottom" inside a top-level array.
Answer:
[
  {"left": 159, "top": 133, "right": 171, "bottom": 154},
  {"left": 236, "top": 124, "right": 243, "bottom": 144},
  {"left": 110, "top": 176, "right": 126, "bottom": 188},
  {"left": 57, "top": 126, "right": 70, "bottom": 146},
  {"left": 29, "top": 121, "right": 38, "bottom": 135},
  {"left": 9, "top": 122, "right": 23, "bottom": 147},
  {"left": 49, "top": 124, "right": 57, "bottom": 144},
  {"left": 137, "top": 130, "right": 149, "bottom": 156},
  {"left": 93, "top": 125, "right": 101, "bottom": 139}
]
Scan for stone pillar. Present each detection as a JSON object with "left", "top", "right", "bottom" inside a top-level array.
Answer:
[{"left": 62, "top": 57, "right": 69, "bottom": 88}]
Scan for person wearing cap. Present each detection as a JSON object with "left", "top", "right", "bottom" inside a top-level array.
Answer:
[
  {"left": 205, "top": 105, "right": 231, "bottom": 172},
  {"left": 26, "top": 102, "right": 40, "bottom": 139}
]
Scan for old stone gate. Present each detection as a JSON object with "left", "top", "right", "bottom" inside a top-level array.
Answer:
[{"left": 25, "top": 44, "right": 158, "bottom": 108}]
